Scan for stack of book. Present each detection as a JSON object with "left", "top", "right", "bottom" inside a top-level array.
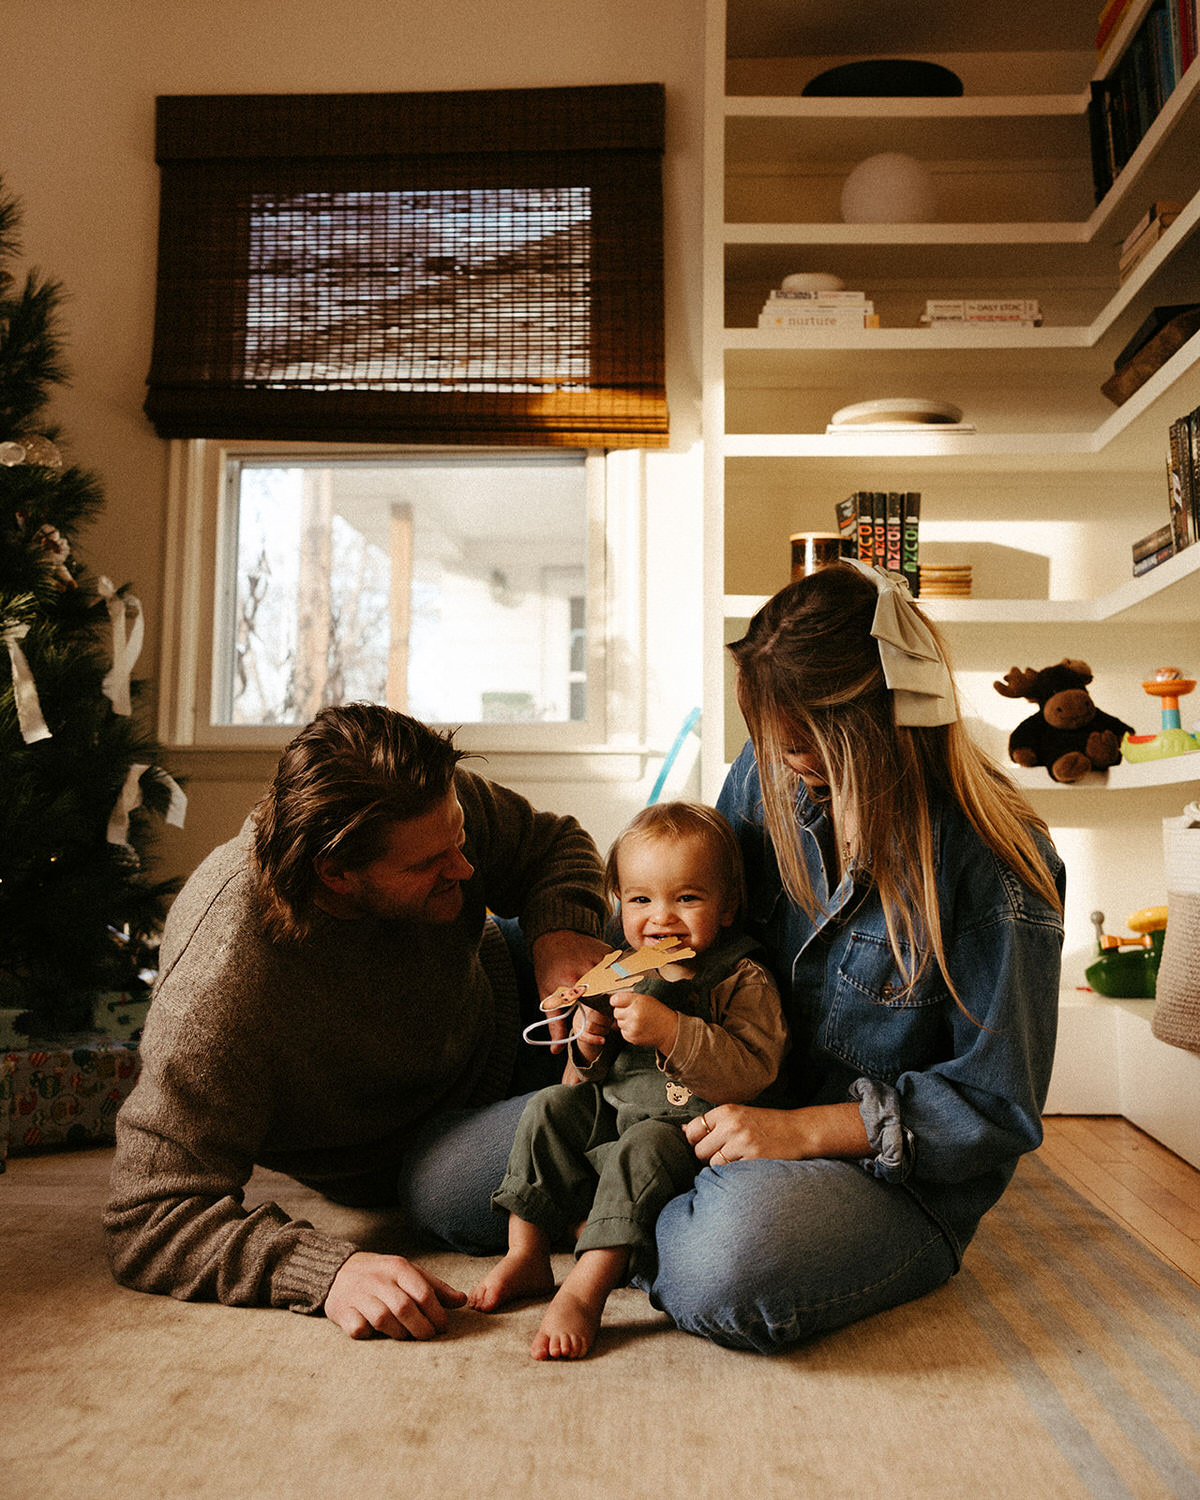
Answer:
[
  {"left": 1119, "top": 199, "right": 1184, "bottom": 282},
  {"left": 919, "top": 298, "right": 1042, "bottom": 327},
  {"left": 1088, "top": 0, "right": 1196, "bottom": 203},
  {"left": 833, "top": 491, "right": 920, "bottom": 594},
  {"left": 1101, "top": 302, "right": 1200, "bottom": 406},
  {"left": 758, "top": 288, "right": 879, "bottom": 331},
  {"left": 1131, "top": 402, "right": 1200, "bottom": 575}
]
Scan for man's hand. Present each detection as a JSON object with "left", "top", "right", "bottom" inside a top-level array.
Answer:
[
  {"left": 609, "top": 990, "right": 679, "bottom": 1054},
  {"left": 530, "top": 928, "right": 612, "bottom": 999},
  {"left": 531, "top": 930, "right": 613, "bottom": 1053},
  {"left": 324, "top": 1251, "right": 467, "bottom": 1340}
]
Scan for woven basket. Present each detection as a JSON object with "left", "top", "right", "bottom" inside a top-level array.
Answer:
[{"left": 1151, "top": 816, "right": 1200, "bottom": 1056}]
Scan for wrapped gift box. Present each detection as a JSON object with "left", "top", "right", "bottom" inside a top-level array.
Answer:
[{"left": 0, "top": 1034, "right": 141, "bottom": 1170}]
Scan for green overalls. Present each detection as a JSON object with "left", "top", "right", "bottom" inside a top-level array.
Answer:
[{"left": 492, "top": 935, "right": 760, "bottom": 1278}]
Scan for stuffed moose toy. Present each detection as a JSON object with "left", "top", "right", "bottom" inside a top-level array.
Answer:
[{"left": 993, "top": 658, "right": 1134, "bottom": 783}]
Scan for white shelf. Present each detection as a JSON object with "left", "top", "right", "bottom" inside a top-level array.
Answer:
[{"left": 723, "top": 538, "right": 1200, "bottom": 626}]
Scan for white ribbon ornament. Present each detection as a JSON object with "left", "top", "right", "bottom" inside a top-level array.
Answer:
[
  {"left": 2, "top": 620, "right": 52, "bottom": 744},
  {"left": 98, "top": 577, "right": 144, "bottom": 717},
  {"left": 106, "top": 764, "right": 188, "bottom": 848},
  {"left": 844, "top": 559, "right": 957, "bottom": 727}
]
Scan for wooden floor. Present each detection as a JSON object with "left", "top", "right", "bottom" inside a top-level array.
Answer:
[{"left": 1038, "top": 1115, "right": 1200, "bottom": 1289}]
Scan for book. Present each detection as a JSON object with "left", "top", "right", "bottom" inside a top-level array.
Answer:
[
  {"left": 1097, "top": 0, "right": 1135, "bottom": 52},
  {"left": 920, "top": 298, "right": 1042, "bottom": 324},
  {"left": 1133, "top": 542, "right": 1179, "bottom": 574},
  {"left": 1119, "top": 212, "right": 1182, "bottom": 279},
  {"left": 1102, "top": 306, "right": 1200, "bottom": 405},
  {"left": 764, "top": 289, "right": 869, "bottom": 305},
  {"left": 1120, "top": 199, "right": 1185, "bottom": 255},
  {"left": 1167, "top": 425, "right": 1191, "bottom": 548},
  {"left": 1188, "top": 406, "right": 1200, "bottom": 543},
  {"left": 758, "top": 309, "right": 879, "bottom": 329},
  {"left": 1114, "top": 303, "right": 1200, "bottom": 370},
  {"left": 901, "top": 492, "right": 921, "bottom": 595},
  {"left": 1131, "top": 521, "right": 1176, "bottom": 560},
  {"left": 872, "top": 492, "right": 889, "bottom": 565},
  {"left": 885, "top": 491, "right": 903, "bottom": 572},
  {"left": 855, "top": 496, "right": 878, "bottom": 565},
  {"left": 835, "top": 492, "right": 862, "bottom": 555}
]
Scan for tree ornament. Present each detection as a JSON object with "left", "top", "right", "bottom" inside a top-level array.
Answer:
[{"left": 0, "top": 434, "right": 64, "bottom": 469}]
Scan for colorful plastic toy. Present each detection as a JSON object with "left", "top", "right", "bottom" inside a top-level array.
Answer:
[
  {"left": 1121, "top": 666, "right": 1200, "bottom": 762},
  {"left": 1084, "top": 906, "right": 1167, "bottom": 998}
]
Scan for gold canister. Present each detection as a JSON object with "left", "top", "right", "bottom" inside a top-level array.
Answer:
[{"left": 790, "top": 531, "right": 850, "bottom": 581}]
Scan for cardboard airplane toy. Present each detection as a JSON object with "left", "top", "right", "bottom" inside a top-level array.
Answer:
[{"left": 522, "top": 940, "right": 696, "bottom": 1046}]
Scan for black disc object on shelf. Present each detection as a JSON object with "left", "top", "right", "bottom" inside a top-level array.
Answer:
[{"left": 802, "top": 60, "right": 964, "bottom": 97}]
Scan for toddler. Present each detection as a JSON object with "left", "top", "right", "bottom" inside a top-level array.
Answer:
[{"left": 468, "top": 800, "right": 787, "bottom": 1358}]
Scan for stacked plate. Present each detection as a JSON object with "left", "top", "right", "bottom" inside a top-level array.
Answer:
[
  {"left": 827, "top": 397, "right": 974, "bottom": 433},
  {"left": 919, "top": 564, "right": 972, "bottom": 598}
]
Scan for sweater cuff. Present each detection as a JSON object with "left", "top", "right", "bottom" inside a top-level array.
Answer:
[
  {"left": 272, "top": 1228, "right": 360, "bottom": 1315},
  {"left": 520, "top": 897, "right": 605, "bottom": 946},
  {"left": 849, "top": 1077, "right": 915, "bottom": 1184}
]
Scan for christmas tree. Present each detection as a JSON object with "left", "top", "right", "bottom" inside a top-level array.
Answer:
[{"left": 0, "top": 178, "right": 183, "bottom": 1040}]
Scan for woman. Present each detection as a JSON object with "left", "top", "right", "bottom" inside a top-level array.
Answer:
[{"left": 646, "top": 560, "right": 1065, "bottom": 1353}]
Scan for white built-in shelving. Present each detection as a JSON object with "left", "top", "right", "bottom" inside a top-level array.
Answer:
[{"left": 703, "top": 0, "right": 1200, "bottom": 801}]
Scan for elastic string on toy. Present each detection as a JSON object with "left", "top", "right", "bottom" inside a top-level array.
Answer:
[
  {"left": 843, "top": 558, "right": 957, "bottom": 726},
  {"left": 522, "top": 1011, "right": 578, "bottom": 1047}
]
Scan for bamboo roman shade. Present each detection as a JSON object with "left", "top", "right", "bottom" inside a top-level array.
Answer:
[{"left": 144, "top": 85, "right": 668, "bottom": 448}]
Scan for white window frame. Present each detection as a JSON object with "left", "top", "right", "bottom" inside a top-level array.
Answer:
[{"left": 158, "top": 440, "right": 646, "bottom": 759}]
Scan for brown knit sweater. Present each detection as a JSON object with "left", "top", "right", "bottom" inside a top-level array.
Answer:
[{"left": 103, "top": 769, "right": 606, "bottom": 1313}]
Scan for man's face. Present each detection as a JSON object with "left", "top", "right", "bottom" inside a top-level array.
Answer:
[{"left": 317, "top": 792, "right": 474, "bottom": 924}]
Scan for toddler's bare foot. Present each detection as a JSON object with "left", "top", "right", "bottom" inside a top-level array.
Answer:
[
  {"left": 530, "top": 1284, "right": 604, "bottom": 1360},
  {"left": 467, "top": 1250, "right": 555, "bottom": 1313}
]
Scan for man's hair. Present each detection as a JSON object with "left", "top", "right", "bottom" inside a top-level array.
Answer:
[
  {"left": 252, "top": 703, "right": 468, "bottom": 943},
  {"left": 604, "top": 800, "right": 746, "bottom": 919}
]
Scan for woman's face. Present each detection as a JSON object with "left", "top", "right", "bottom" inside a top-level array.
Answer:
[{"left": 782, "top": 745, "right": 829, "bottom": 792}]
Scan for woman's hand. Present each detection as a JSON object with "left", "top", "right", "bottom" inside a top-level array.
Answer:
[{"left": 684, "top": 1102, "right": 871, "bottom": 1165}]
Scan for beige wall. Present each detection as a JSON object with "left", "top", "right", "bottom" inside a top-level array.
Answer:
[{"left": 5, "top": 0, "right": 706, "bottom": 879}]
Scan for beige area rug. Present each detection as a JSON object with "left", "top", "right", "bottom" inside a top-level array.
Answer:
[{"left": 2, "top": 1148, "right": 1199, "bottom": 1500}]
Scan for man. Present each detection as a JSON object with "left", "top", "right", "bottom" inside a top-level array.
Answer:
[{"left": 104, "top": 703, "right": 609, "bottom": 1339}]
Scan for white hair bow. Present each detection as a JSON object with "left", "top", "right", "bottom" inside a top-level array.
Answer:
[{"left": 844, "top": 560, "right": 957, "bottom": 727}]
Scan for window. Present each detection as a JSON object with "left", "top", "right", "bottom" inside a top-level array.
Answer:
[
  {"left": 143, "top": 86, "right": 667, "bottom": 448},
  {"left": 158, "top": 442, "right": 643, "bottom": 755}
]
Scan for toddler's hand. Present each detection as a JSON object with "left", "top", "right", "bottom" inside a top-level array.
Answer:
[
  {"left": 609, "top": 991, "right": 679, "bottom": 1054},
  {"left": 571, "top": 1002, "right": 615, "bottom": 1063}
]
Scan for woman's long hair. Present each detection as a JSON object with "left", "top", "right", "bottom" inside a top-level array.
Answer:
[{"left": 728, "top": 564, "right": 1061, "bottom": 1002}]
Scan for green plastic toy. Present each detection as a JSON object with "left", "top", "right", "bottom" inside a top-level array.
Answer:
[{"left": 1084, "top": 907, "right": 1166, "bottom": 998}]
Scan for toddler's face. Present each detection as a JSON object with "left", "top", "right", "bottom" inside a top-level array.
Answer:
[{"left": 616, "top": 832, "right": 735, "bottom": 957}]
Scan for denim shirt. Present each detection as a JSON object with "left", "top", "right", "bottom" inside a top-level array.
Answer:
[{"left": 717, "top": 742, "right": 1066, "bottom": 1261}]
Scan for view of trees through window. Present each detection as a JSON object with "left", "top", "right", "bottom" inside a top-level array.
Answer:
[{"left": 217, "top": 454, "right": 590, "bottom": 728}]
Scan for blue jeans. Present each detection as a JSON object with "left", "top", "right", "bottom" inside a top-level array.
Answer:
[
  {"left": 643, "top": 1158, "right": 958, "bottom": 1353},
  {"left": 394, "top": 915, "right": 559, "bottom": 1254}
]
